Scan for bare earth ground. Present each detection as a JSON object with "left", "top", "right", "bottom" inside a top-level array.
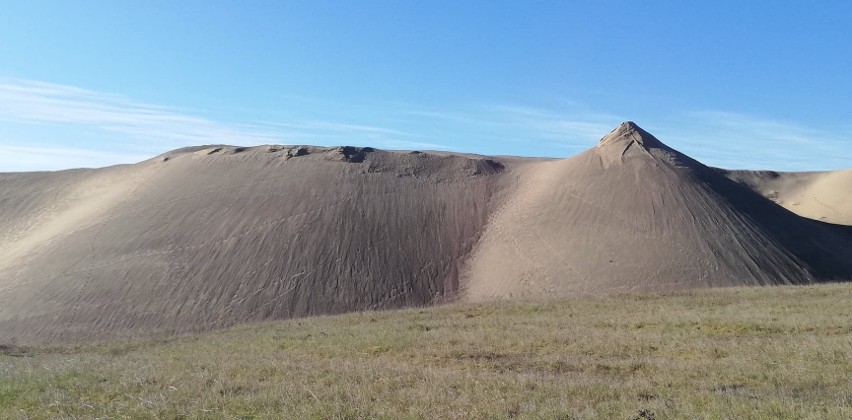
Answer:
[
  {"left": 1, "top": 283, "right": 850, "bottom": 419},
  {"left": 1, "top": 122, "right": 851, "bottom": 345}
]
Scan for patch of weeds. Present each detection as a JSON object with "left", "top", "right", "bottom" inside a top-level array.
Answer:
[
  {"left": 0, "top": 344, "right": 32, "bottom": 357},
  {"left": 448, "top": 350, "right": 510, "bottom": 362},
  {"left": 687, "top": 321, "right": 785, "bottom": 337},
  {"left": 365, "top": 345, "right": 391, "bottom": 355},
  {"left": 710, "top": 347, "right": 729, "bottom": 360},
  {"left": 0, "top": 386, "right": 24, "bottom": 406},
  {"left": 409, "top": 323, "right": 434, "bottom": 332},
  {"left": 547, "top": 359, "right": 582, "bottom": 374},
  {"left": 715, "top": 383, "right": 748, "bottom": 395},
  {"left": 637, "top": 392, "right": 658, "bottom": 402},
  {"left": 593, "top": 361, "right": 649, "bottom": 375},
  {"left": 631, "top": 408, "right": 656, "bottom": 420}
]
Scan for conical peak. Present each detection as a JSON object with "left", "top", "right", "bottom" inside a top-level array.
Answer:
[
  {"left": 593, "top": 121, "right": 697, "bottom": 169},
  {"left": 599, "top": 121, "right": 664, "bottom": 149},
  {"left": 617, "top": 121, "right": 641, "bottom": 132}
]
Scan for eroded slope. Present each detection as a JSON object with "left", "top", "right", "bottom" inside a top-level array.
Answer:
[
  {"left": 0, "top": 146, "right": 507, "bottom": 344},
  {"left": 464, "top": 123, "right": 852, "bottom": 299}
]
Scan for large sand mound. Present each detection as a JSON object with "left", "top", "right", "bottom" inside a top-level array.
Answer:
[
  {"left": 464, "top": 122, "right": 852, "bottom": 299},
  {"left": 0, "top": 146, "right": 509, "bottom": 344},
  {"left": 1, "top": 124, "right": 850, "bottom": 344}
]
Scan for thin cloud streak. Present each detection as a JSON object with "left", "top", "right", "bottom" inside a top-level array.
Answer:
[
  {"left": 655, "top": 111, "right": 851, "bottom": 171},
  {"left": 0, "top": 78, "right": 848, "bottom": 172},
  {"left": 401, "top": 105, "right": 850, "bottom": 170},
  {"left": 481, "top": 104, "right": 619, "bottom": 144},
  {"left": 0, "top": 145, "right": 149, "bottom": 172},
  {"left": 0, "top": 78, "right": 447, "bottom": 171},
  {"left": 398, "top": 103, "right": 621, "bottom": 156},
  {"left": 0, "top": 79, "right": 285, "bottom": 147}
]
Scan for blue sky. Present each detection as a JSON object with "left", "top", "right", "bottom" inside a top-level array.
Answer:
[{"left": 1, "top": 1, "right": 850, "bottom": 171}]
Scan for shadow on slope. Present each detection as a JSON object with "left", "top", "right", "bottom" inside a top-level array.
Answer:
[{"left": 464, "top": 122, "right": 852, "bottom": 299}]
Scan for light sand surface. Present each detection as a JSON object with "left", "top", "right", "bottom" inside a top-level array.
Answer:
[
  {"left": 463, "top": 123, "right": 852, "bottom": 300},
  {"left": 723, "top": 169, "right": 852, "bottom": 225},
  {"left": 1, "top": 125, "right": 850, "bottom": 344}
]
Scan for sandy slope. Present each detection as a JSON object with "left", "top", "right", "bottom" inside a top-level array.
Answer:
[
  {"left": 463, "top": 123, "right": 852, "bottom": 299},
  {"left": 1, "top": 124, "right": 850, "bottom": 344},
  {"left": 0, "top": 146, "right": 509, "bottom": 344},
  {"left": 723, "top": 169, "right": 852, "bottom": 225}
]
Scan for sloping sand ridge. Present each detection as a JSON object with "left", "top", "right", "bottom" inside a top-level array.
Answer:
[
  {"left": 722, "top": 169, "right": 852, "bottom": 225},
  {"left": 1, "top": 124, "right": 850, "bottom": 344},
  {"left": 464, "top": 122, "right": 852, "bottom": 298}
]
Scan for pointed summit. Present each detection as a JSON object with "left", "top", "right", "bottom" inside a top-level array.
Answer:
[
  {"left": 467, "top": 122, "right": 852, "bottom": 301},
  {"left": 594, "top": 121, "right": 700, "bottom": 170},
  {"left": 599, "top": 121, "right": 665, "bottom": 149}
]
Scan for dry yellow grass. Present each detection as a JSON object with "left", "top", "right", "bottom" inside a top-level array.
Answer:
[{"left": 2, "top": 283, "right": 851, "bottom": 419}]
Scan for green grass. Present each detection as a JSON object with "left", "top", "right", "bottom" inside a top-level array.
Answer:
[{"left": 2, "top": 283, "right": 851, "bottom": 419}]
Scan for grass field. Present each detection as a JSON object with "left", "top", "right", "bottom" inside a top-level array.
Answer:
[{"left": 2, "top": 283, "right": 851, "bottom": 419}]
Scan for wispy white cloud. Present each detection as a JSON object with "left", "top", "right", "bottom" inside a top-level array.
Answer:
[
  {"left": 401, "top": 105, "right": 851, "bottom": 170},
  {"left": 480, "top": 104, "right": 619, "bottom": 144},
  {"left": 0, "top": 78, "right": 444, "bottom": 171},
  {"left": 1, "top": 78, "right": 848, "bottom": 172},
  {"left": 273, "top": 121, "right": 410, "bottom": 136},
  {"left": 0, "top": 145, "right": 149, "bottom": 172},
  {"left": 653, "top": 111, "right": 851, "bottom": 170},
  {"left": 0, "top": 79, "right": 285, "bottom": 147},
  {"left": 397, "top": 103, "right": 621, "bottom": 156}
]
